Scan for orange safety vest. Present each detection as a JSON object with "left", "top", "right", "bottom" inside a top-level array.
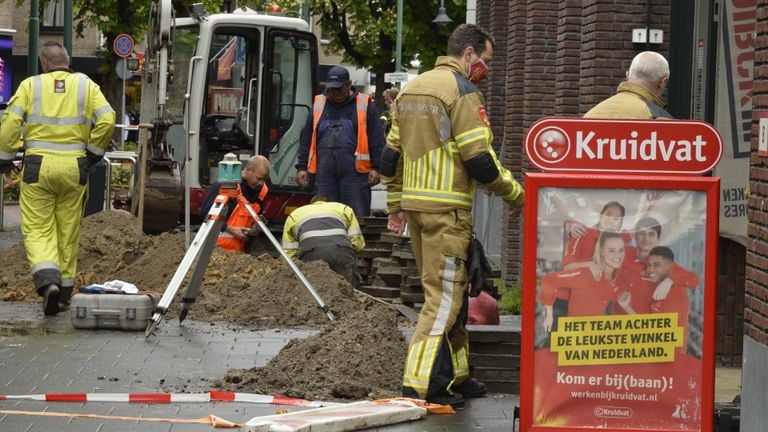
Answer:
[
  {"left": 307, "top": 93, "right": 371, "bottom": 174},
  {"left": 216, "top": 183, "right": 269, "bottom": 252}
]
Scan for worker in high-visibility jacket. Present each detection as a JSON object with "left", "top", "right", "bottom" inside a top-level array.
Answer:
[
  {"left": 294, "top": 66, "right": 386, "bottom": 218},
  {"left": 381, "top": 24, "right": 524, "bottom": 408},
  {"left": 281, "top": 195, "right": 365, "bottom": 288},
  {"left": 199, "top": 155, "right": 270, "bottom": 252},
  {"left": 0, "top": 41, "right": 116, "bottom": 316}
]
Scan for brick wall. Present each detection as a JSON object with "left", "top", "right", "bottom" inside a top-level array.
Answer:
[
  {"left": 748, "top": 0, "right": 768, "bottom": 347},
  {"left": 478, "top": 0, "right": 672, "bottom": 279}
]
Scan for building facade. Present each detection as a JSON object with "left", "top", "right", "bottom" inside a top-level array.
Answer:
[{"left": 475, "top": 0, "right": 762, "bottom": 428}]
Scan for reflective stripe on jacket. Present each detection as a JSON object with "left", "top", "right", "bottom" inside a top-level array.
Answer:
[
  {"left": 381, "top": 56, "right": 523, "bottom": 213},
  {"left": 217, "top": 183, "right": 269, "bottom": 252},
  {"left": 307, "top": 93, "right": 371, "bottom": 174},
  {"left": 281, "top": 200, "right": 365, "bottom": 258},
  {"left": 0, "top": 70, "right": 115, "bottom": 159}
]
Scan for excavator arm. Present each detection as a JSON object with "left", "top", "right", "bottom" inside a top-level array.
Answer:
[{"left": 132, "top": 0, "right": 183, "bottom": 232}]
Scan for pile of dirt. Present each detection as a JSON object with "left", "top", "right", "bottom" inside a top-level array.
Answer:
[
  {"left": 1, "top": 211, "right": 145, "bottom": 301},
  {"left": 0, "top": 210, "right": 412, "bottom": 402},
  {"left": 212, "top": 301, "right": 407, "bottom": 401}
]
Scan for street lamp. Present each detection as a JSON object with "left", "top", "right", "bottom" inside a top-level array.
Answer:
[{"left": 432, "top": 0, "right": 453, "bottom": 25}]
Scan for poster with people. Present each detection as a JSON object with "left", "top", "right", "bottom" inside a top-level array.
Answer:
[{"left": 521, "top": 174, "right": 719, "bottom": 431}]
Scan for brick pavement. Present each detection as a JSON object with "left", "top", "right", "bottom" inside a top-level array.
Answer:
[{"left": 0, "top": 301, "right": 520, "bottom": 432}]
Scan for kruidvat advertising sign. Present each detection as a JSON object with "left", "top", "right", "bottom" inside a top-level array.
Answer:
[
  {"left": 520, "top": 118, "right": 721, "bottom": 432},
  {"left": 524, "top": 118, "right": 723, "bottom": 175}
]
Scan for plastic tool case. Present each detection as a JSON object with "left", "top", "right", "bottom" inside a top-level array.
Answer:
[{"left": 70, "top": 293, "right": 158, "bottom": 331}]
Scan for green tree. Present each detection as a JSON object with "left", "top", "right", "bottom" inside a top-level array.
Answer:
[
  {"left": 70, "top": 0, "right": 224, "bottom": 112},
  {"left": 271, "top": 0, "right": 465, "bottom": 107}
]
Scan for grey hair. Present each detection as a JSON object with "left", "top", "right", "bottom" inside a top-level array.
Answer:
[{"left": 628, "top": 51, "right": 669, "bottom": 85}]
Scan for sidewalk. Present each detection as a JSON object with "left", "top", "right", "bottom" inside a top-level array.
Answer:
[
  {"left": 0, "top": 301, "right": 520, "bottom": 432},
  {"left": 0, "top": 202, "right": 22, "bottom": 250}
]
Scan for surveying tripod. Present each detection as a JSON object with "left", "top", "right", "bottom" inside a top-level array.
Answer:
[{"left": 145, "top": 184, "right": 335, "bottom": 338}]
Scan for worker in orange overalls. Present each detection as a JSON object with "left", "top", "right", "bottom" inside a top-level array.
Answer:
[
  {"left": 294, "top": 66, "right": 386, "bottom": 218},
  {"left": 199, "top": 155, "right": 270, "bottom": 252}
]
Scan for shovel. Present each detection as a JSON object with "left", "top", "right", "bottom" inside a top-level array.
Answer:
[
  {"left": 123, "top": 124, "right": 152, "bottom": 264},
  {"left": 354, "top": 288, "right": 420, "bottom": 322}
]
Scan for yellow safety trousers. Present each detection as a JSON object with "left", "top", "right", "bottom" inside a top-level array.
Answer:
[
  {"left": 402, "top": 208, "right": 472, "bottom": 398},
  {"left": 20, "top": 151, "right": 87, "bottom": 293}
]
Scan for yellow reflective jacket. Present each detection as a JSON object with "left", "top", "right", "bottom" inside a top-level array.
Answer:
[
  {"left": 583, "top": 82, "right": 671, "bottom": 119},
  {"left": 0, "top": 70, "right": 115, "bottom": 160},
  {"left": 281, "top": 200, "right": 366, "bottom": 258},
  {"left": 382, "top": 56, "right": 523, "bottom": 213}
]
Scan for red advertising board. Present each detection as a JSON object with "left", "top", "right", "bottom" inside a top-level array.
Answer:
[{"left": 520, "top": 119, "right": 721, "bottom": 432}]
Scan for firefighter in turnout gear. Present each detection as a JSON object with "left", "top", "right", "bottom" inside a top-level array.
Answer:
[
  {"left": 0, "top": 41, "right": 116, "bottom": 316},
  {"left": 281, "top": 195, "right": 365, "bottom": 288},
  {"left": 380, "top": 24, "right": 525, "bottom": 407},
  {"left": 199, "top": 155, "right": 270, "bottom": 252}
]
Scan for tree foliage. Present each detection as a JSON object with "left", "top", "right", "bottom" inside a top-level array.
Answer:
[{"left": 272, "top": 0, "right": 465, "bottom": 104}]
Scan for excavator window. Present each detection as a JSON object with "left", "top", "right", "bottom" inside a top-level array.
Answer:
[{"left": 199, "top": 29, "right": 260, "bottom": 186}]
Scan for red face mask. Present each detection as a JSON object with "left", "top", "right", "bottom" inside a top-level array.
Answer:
[{"left": 467, "top": 58, "right": 489, "bottom": 83}]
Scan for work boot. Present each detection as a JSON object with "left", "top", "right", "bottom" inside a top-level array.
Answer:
[
  {"left": 426, "top": 390, "right": 465, "bottom": 408},
  {"left": 43, "top": 284, "right": 60, "bottom": 316},
  {"left": 452, "top": 378, "right": 487, "bottom": 399},
  {"left": 403, "top": 386, "right": 465, "bottom": 408},
  {"left": 58, "top": 286, "right": 73, "bottom": 312}
]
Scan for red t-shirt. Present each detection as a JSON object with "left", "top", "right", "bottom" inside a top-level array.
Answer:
[{"left": 540, "top": 268, "right": 615, "bottom": 316}]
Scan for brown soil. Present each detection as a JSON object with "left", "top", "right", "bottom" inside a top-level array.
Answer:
[
  {"left": 0, "top": 210, "right": 409, "bottom": 401},
  {"left": 212, "top": 302, "right": 407, "bottom": 401}
]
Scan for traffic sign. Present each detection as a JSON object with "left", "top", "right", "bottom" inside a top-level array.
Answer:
[
  {"left": 113, "top": 34, "right": 135, "bottom": 58},
  {"left": 384, "top": 72, "right": 409, "bottom": 83},
  {"left": 115, "top": 59, "right": 134, "bottom": 80}
]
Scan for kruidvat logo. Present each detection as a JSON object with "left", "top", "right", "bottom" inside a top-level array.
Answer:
[
  {"left": 524, "top": 118, "right": 723, "bottom": 175},
  {"left": 532, "top": 127, "right": 569, "bottom": 163},
  {"left": 594, "top": 406, "right": 633, "bottom": 419}
]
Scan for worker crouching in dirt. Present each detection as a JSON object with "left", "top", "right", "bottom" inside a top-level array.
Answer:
[
  {"left": 0, "top": 41, "right": 116, "bottom": 316},
  {"left": 199, "top": 155, "right": 270, "bottom": 252},
  {"left": 281, "top": 195, "right": 365, "bottom": 288}
]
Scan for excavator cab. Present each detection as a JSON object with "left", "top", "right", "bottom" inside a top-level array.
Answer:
[{"left": 137, "top": 3, "right": 317, "bottom": 232}]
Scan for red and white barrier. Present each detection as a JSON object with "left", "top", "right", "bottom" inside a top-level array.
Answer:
[{"left": 0, "top": 391, "right": 340, "bottom": 408}]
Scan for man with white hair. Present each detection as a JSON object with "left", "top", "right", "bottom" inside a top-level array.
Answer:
[{"left": 583, "top": 51, "right": 672, "bottom": 119}]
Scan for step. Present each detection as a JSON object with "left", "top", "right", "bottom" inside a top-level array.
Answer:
[
  {"left": 470, "top": 366, "right": 520, "bottom": 381},
  {"left": 358, "top": 248, "right": 392, "bottom": 259},
  {"left": 469, "top": 342, "right": 519, "bottom": 355},
  {"left": 469, "top": 353, "right": 520, "bottom": 368},
  {"left": 482, "top": 379, "right": 520, "bottom": 395},
  {"left": 358, "top": 285, "right": 400, "bottom": 298}
]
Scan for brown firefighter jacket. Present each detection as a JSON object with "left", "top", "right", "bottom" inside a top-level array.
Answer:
[{"left": 381, "top": 56, "right": 524, "bottom": 214}]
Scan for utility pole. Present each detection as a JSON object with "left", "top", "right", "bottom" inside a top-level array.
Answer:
[
  {"left": 28, "top": 0, "right": 39, "bottom": 76},
  {"left": 395, "top": 0, "right": 403, "bottom": 88},
  {"left": 64, "top": 0, "right": 73, "bottom": 56}
]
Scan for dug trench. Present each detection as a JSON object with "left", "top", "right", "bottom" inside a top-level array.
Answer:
[{"left": 0, "top": 210, "right": 410, "bottom": 401}]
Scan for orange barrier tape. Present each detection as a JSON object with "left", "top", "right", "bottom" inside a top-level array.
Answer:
[
  {"left": 0, "top": 410, "right": 242, "bottom": 428},
  {"left": 372, "top": 397, "right": 456, "bottom": 415}
]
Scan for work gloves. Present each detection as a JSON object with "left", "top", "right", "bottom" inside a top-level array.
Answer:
[{"left": 467, "top": 238, "right": 494, "bottom": 298}]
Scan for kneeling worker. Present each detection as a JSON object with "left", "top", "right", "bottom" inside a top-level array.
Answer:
[
  {"left": 281, "top": 195, "right": 365, "bottom": 287},
  {"left": 199, "top": 155, "right": 270, "bottom": 252}
]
